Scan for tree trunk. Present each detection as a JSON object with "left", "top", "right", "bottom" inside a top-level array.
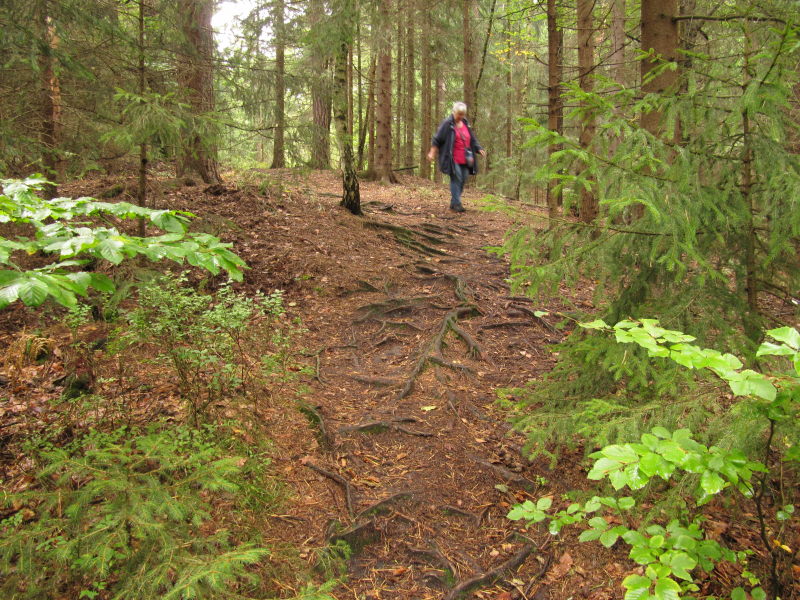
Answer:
[
  {"left": 136, "top": 0, "right": 147, "bottom": 236},
  {"left": 419, "top": 7, "right": 432, "bottom": 180},
  {"left": 404, "top": 4, "right": 415, "bottom": 169},
  {"left": 463, "top": 0, "right": 477, "bottom": 111},
  {"left": 635, "top": 0, "right": 679, "bottom": 220},
  {"left": 433, "top": 64, "right": 444, "bottom": 184},
  {"left": 309, "top": 0, "right": 331, "bottom": 169},
  {"left": 335, "top": 36, "right": 361, "bottom": 215},
  {"left": 611, "top": 0, "right": 626, "bottom": 87},
  {"left": 640, "top": 0, "right": 679, "bottom": 138},
  {"left": 577, "top": 0, "right": 597, "bottom": 223},
  {"left": 375, "top": 0, "right": 396, "bottom": 183},
  {"left": 394, "top": 10, "right": 403, "bottom": 161},
  {"left": 270, "top": 0, "right": 286, "bottom": 168},
  {"left": 176, "top": 0, "right": 220, "bottom": 183},
  {"left": 36, "top": 0, "right": 58, "bottom": 197},
  {"left": 546, "top": 0, "right": 564, "bottom": 220},
  {"left": 358, "top": 54, "right": 376, "bottom": 172}
]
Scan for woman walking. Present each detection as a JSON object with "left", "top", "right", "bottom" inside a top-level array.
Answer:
[{"left": 427, "top": 101, "right": 486, "bottom": 212}]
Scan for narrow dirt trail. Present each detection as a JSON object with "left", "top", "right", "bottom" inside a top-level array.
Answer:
[{"left": 221, "top": 171, "right": 610, "bottom": 600}]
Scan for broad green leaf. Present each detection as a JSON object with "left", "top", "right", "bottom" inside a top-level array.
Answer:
[
  {"left": 651, "top": 427, "right": 671, "bottom": 439},
  {"left": 765, "top": 326, "right": 800, "bottom": 350},
  {"left": 536, "top": 496, "right": 553, "bottom": 511},
  {"left": 730, "top": 587, "right": 747, "bottom": 600},
  {"left": 751, "top": 587, "right": 766, "bottom": 600},
  {"left": 580, "top": 319, "right": 609, "bottom": 330},
  {"left": 654, "top": 577, "right": 681, "bottom": 600},
  {"left": 669, "top": 552, "right": 697, "bottom": 580},
  {"left": 579, "top": 528, "right": 602, "bottom": 542},
  {"left": 602, "top": 444, "right": 640, "bottom": 463},
  {"left": 19, "top": 278, "right": 50, "bottom": 306},
  {"left": 588, "top": 516, "right": 608, "bottom": 530},
  {"left": 622, "top": 575, "right": 652, "bottom": 591},
  {"left": 600, "top": 529, "right": 620, "bottom": 548},
  {"left": 700, "top": 470, "right": 726, "bottom": 495},
  {"left": 588, "top": 457, "right": 623, "bottom": 479}
]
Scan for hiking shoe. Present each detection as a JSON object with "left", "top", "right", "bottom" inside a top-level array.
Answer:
[{"left": 453, "top": 205, "right": 466, "bottom": 212}]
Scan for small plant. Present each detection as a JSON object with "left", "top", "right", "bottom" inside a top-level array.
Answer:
[
  {"left": 124, "top": 274, "right": 303, "bottom": 422},
  {"left": 508, "top": 320, "right": 799, "bottom": 599},
  {"left": 0, "top": 424, "right": 270, "bottom": 599}
]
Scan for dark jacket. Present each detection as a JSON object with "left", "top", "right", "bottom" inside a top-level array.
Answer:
[{"left": 431, "top": 115, "right": 483, "bottom": 176}]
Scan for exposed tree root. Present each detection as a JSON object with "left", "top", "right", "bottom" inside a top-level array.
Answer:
[
  {"left": 478, "top": 321, "right": 534, "bottom": 331},
  {"left": 364, "top": 220, "right": 449, "bottom": 256},
  {"left": 296, "top": 401, "right": 333, "bottom": 451},
  {"left": 476, "top": 458, "right": 537, "bottom": 491},
  {"left": 414, "top": 262, "right": 475, "bottom": 304},
  {"left": 443, "top": 543, "right": 536, "bottom": 600},
  {"left": 397, "top": 306, "right": 481, "bottom": 401},
  {"left": 349, "top": 375, "right": 401, "bottom": 387},
  {"left": 439, "top": 505, "right": 480, "bottom": 524},
  {"left": 354, "top": 296, "right": 429, "bottom": 323},
  {"left": 303, "top": 460, "right": 355, "bottom": 518},
  {"left": 339, "top": 420, "right": 432, "bottom": 437},
  {"left": 340, "top": 279, "right": 381, "bottom": 296},
  {"left": 355, "top": 491, "right": 415, "bottom": 519},
  {"left": 508, "top": 303, "right": 561, "bottom": 333}
]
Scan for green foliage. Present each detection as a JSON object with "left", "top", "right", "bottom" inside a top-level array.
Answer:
[
  {"left": 0, "top": 424, "right": 271, "bottom": 599},
  {"left": 498, "top": 20, "right": 800, "bottom": 447},
  {"left": 507, "top": 322, "right": 799, "bottom": 599},
  {"left": 0, "top": 177, "right": 247, "bottom": 309}
]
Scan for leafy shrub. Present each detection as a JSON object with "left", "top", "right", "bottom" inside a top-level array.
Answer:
[
  {"left": 0, "top": 177, "right": 246, "bottom": 310},
  {"left": 507, "top": 321, "right": 799, "bottom": 599},
  {"left": 0, "top": 424, "right": 270, "bottom": 599}
]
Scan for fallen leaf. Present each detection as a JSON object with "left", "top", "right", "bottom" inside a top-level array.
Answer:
[
  {"left": 544, "top": 552, "right": 574, "bottom": 584},
  {"left": 421, "top": 405, "right": 437, "bottom": 412}
]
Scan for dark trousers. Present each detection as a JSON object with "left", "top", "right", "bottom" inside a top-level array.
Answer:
[{"left": 449, "top": 164, "right": 469, "bottom": 209}]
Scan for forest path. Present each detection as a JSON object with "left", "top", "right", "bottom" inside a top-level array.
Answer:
[{"left": 219, "top": 171, "right": 608, "bottom": 600}]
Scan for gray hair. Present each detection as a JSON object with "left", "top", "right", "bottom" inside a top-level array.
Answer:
[{"left": 452, "top": 101, "right": 467, "bottom": 115}]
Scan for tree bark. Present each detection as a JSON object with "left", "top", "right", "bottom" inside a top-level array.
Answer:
[
  {"left": 358, "top": 54, "right": 376, "bottom": 172},
  {"left": 137, "top": 0, "right": 148, "bottom": 236},
  {"left": 463, "top": 0, "right": 477, "bottom": 112},
  {"left": 419, "top": 6, "right": 432, "bottom": 180},
  {"left": 176, "top": 0, "right": 220, "bottom": 183},
  {"left": 375, "top": 0, "right": 396, "bottom": 183},
  {"left": 546, "top": 0, "right": 564, "bottom": 220},
  {"left": 270, "top": 0, "right": 286, "bottom": 168},
  {"left": 332, "top": 1, "right": 361, "bottom": 215},
  {"left": 309, "top": 0, "right": 331, "bottom": 169},
  {"left": 640, "top": 0, "right": 679, "bottom": 137},
  {"left": 404, "top": 4, "right": 415, "bottom": 168},
  {"left": 36, "top": 0, "right": 58, "bottom": 197},
  {"left": 577, "top": 0, "right": 597, "bottom": 223},
  {"left": 611, "top": 0, "right": 626, "bottom": 87}
]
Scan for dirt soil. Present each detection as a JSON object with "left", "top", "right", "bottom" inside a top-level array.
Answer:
[
  {"left": 1, "top": 170, "right": 793, "bottom": 599},
  {"left": 174, "top": 169, "right": 622, "bottom": 600}
]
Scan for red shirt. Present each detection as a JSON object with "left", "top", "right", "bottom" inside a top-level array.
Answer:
[{"left": 453, "top": 123, "right": 471, "bottom": 165}]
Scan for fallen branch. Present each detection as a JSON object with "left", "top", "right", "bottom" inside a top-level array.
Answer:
[{"left": 444, "top": 543, "right": 536, "bottom": 600}]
